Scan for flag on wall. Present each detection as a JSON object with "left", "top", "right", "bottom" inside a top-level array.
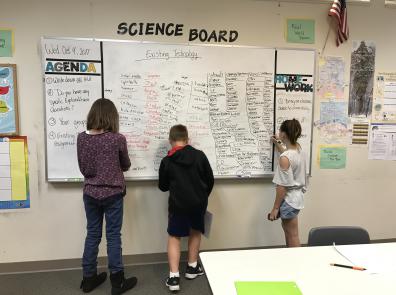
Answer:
[{"left": 329, "top": 0, "right": 349, "bottom": 46}]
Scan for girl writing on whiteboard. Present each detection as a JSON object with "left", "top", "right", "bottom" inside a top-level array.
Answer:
[
  {"left": 268, "top": 119, "right": 307, "bottom": 247},
  {"left": 77, "top": 98, "right": 137, "bottom": 294}
]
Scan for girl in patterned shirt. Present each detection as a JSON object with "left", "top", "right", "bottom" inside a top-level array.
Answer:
[{"left": 77, "top": 98, "right": 137, "bottom": 294}]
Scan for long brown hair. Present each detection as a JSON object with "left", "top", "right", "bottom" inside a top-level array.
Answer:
[
  {"left": 280, "top": 119, "right": 302, "bottom": 145},
  {"left": 86, "top": 98, "right": 119, "bottom": 133}
]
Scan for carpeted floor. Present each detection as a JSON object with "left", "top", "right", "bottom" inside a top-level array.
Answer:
[{"left": 0, "top": 263, "right": 212, "bottom": 295}]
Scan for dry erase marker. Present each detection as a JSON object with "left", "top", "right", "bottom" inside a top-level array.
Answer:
[
  {"left": 330, "top": 263, "right": 366, "bottom": 271},
  {"left": 271, "top": 136, "right": 282, "bottom": 145}
]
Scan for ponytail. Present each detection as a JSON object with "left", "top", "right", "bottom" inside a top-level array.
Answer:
[{"left": 280, "top": 119, "right": 302, "bottom": 145}]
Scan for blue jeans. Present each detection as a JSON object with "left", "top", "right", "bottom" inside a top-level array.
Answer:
[{"left": 82, "top": 194, "right": 124, "bottom": 276}]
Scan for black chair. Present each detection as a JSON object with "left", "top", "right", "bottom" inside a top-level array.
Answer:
[{"left": 307, "top": 226, "right": 370, "bottom": 246}]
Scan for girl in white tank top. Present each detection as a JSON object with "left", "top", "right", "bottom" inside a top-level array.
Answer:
[{"left": 268, "top": 119, "right": 307, "bottom": 247}]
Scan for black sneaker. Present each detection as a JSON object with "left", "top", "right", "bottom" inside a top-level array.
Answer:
[
  {"left": 185, "top": 263, "right": 204, "bottom": 280},
  {"left": 165, "top": 276, "right": 180, "bottom": 292}
]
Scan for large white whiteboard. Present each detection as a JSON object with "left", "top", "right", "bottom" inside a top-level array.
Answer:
[{"left": 41, "top": 37, "right": 315, "bottom": 181}]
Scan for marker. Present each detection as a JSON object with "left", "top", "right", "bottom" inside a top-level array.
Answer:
[
  {"left": 271, "top": 136, "right": 282, "bottom": 145},
  {"left": 330, "top": 263, "right": 366, "bottom": 271}
]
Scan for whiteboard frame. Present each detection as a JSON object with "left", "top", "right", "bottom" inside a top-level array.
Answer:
[
  {"left": 41, "top": 37, "right": 49, "bottom": 183},
  {"left": 41, "top": 36, "right": 315, "bottom": 182},
  {"left": 254, "top": 0, "right": 370, "bottom": 4}
]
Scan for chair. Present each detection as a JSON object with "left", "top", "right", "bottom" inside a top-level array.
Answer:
[{"left": 307, "top": 226, "right": 370, "bottom": 246}]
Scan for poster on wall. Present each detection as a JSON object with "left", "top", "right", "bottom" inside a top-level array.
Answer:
[
  {"left": 0, "top": 136, "right": 30, "bottom": 211},
  {"left": 0, "top": 29, "right": 13, "bottom": 57},
  {"left": 317, "top": 101, "right": 348, "bottom": 144},
  {"left": 368, "top": 123, "right": 396, "bottom": 160},
  {"left": 348, "top": 41, "right": 376, "bottom": 118},
  {"left": 317, "top": 145, "right": 347, "bottom": 169},
  {"left": 318, "top": 56, "right": 345, "bottom": 100},
  {"left": 373, "top": 72, "right": 396, "bottom": 123},
  {"left": 286, "top": 19, "right": 315, "bottom": 44},
  {"left": 0, "top": 64, "right": 19, "bottom": 135},
  {"left": 349, "top": 118, "right": 369, "bottom": 145}
]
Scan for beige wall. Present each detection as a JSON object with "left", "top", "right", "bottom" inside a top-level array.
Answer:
[{"left": 0, "top": 0, "right": 395, "bottom": 263}]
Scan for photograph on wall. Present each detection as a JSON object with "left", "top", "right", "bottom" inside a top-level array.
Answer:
[
  {"left": 348, "top": 41, "right": 376, "bottom": 118},
  {"left": 0, "top": 136, "right": 30, "bottom": 211},
  {"left": 0, "top": 64, "right": 19, "bottom": 135}
]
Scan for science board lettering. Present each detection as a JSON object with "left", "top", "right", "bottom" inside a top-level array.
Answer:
[{"left": 117, "top": 22, "right": 239, "bottom": 43}]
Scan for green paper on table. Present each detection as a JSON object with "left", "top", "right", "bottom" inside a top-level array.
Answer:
[{"left": 235, "top": 281, "right": 303, "bottom": 295}]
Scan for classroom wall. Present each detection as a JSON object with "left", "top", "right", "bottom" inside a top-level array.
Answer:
[{"left": 0, "top": 0, "right": 395, "bottom": 264}]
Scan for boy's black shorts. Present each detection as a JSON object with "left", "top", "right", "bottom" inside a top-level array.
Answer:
[{"left": 167, "top": 210, "right": 205, "bottom": 237}]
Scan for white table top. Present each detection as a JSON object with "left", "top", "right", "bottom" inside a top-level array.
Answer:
[{"left": 200, "top": 243, "right": 396, "bottom": 295}]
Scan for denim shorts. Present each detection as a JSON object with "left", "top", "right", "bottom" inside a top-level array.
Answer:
[{"left": 280, "top": 200, "right": 300, "bottom": 219}]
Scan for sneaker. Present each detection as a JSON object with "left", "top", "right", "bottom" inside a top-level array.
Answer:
[
  {"left": 185, "top": 263, "right": 204, "bottom": 280},
  {"left": 166, "top": 276, "right": 180, "bottom": 292}
]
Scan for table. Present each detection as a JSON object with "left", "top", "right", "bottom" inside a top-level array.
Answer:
[{"left": 200, "top": 243, "right": 396, "bottom": 295}]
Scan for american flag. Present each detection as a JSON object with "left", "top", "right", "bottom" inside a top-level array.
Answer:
[{"left": 329, "top": 0, "right": 349, "bottom": 46}]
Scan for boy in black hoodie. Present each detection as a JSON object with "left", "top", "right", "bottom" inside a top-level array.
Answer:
[{"left": 159, "top": 124, "right": 214, "bottom": 292}]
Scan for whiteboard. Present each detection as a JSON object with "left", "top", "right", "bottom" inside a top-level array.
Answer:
[
  {"left": 275, "top": 49, "right": 315, "bottom": 172},
  {"left": 41, "top": 37, "right": 315, "bottom": 181}
]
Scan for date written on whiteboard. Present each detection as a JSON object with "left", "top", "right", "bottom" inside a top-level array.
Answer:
[{"left": 44, "top": 44, "right": 91, "bottom": 56}]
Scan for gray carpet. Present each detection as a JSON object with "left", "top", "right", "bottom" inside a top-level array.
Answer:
[{"left": 0, "top": 263, "right": 211, "bottom": 295}]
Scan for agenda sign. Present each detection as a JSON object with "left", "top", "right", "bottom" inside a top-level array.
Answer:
[{"left": 117, "top": 22, "right": 239, "bottom": 43}]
